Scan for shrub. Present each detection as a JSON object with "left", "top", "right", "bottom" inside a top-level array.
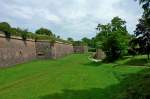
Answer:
[
  {"left": 21, "top": 31, "right": 28, "bottom": 41},
  {"left": 14, "top": 28, "right": 29, "bottom": 41},
  {"left": 11, "top": 28, "right": 21, "bottom": 37},
  {"left": 28, "top": 32, "right": 36, "bottom": 39}
]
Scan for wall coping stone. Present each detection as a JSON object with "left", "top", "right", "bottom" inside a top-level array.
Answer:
[
  {"left": 55, "top": 41, "right": 73, "bottom": 45},
  {"left": 36, "top": 40, "right": 72, "bottom": 45}
]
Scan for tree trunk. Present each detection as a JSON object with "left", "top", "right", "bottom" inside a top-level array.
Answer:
[
  {"left": 146, "top": 46, "right": 150, "bottom": 60},
  {"left": 147, "top": 51, "right": 150, "bottom": 60}
]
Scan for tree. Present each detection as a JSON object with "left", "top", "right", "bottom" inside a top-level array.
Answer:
[
  {"left": 81, "top": 37, "right": 91, "bottom": 46},
  {"left": 95, "top": 17, "right": 130, "bottom": 61},
  {"left": 57, "top": 36, "right": 60, "bottom": 39},
  {"left": 73, "top": 41, "right": 84, "bottom": 46},
  {"left": 0, "top": 22, "right": 11, "bottom": 38},
  {"left": 136, "top": 0, "right": 150, "bottom": 17},
  {"left": 133, "top": 0, "right": 150, "bottom": 60},
  {"left": 91, "top": 37, "right": 96, "bottom": 48},
  {"left": 35, "top": 28, "right": 53, "bottom": 36},
  {"left": 111, "top": 17, "right": 127, "bottom": 34},
  {"left": 102, "top": 32, "right": 124, "bottom": 61},
  {"left": 134, "top": 18, "right": 150, "bottom": 59},
  {"left": 67, "top": 37, "right": 74, "bottom": 42},
  {"left": 128, "top": 35, "right": 139, "bottom": 56},
  {"left": 95, "top": 24, "right": 111, "bottom": 49}
]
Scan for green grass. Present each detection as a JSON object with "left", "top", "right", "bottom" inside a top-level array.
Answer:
[{"left": 0, "top": 54, "right": 148, "bottom": 99}]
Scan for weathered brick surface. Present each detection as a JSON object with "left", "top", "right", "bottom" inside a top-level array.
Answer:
[
  {"left": 35, "top": 41, "right": 74, "bottom": 59},
  {"left": 73, "top": 46, "right": 88, "bottom": 53},
  {"left": 0, "top": 35, "right": 74, "bottom": 67},
  {"left": 35, "top": 41, "right": 52, "bottom": 59},
  {"left": 51, "top": 42, "right": 74, "bottom": 59},
  {"left": 0, "top": 37, "right": 36, "bottom": 67}
]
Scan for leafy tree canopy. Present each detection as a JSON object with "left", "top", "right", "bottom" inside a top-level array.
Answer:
[
  {"left": 0, "top": 22, "right": 11, "bottom": 30},
  {"left": 133, "top": 0, "right": 150, "bottom": 59},
  {"left": 0, "top": 22, "right": 11, "bottom": 38},
  {"left": 67, "top": 37, "right": 74, "bottom": 42},
  {"left": 35, "top": 28, "right": 53, "bottom": 36},
  {"left": 95, "top": 17, "right": 130, "bottom": 61}
]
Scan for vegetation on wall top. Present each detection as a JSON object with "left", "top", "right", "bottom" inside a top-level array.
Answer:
[{"left": 0, "top": 22, "right": 72, "bottom": 44}]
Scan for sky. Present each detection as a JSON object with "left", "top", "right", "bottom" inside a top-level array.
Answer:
[{"left": 0, "top": 0, "right": 143, "bottom": 40}]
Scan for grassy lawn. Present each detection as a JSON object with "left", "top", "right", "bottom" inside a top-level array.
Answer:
[{"left": 0, "top": 54, "right": 148, "bottom": 99}]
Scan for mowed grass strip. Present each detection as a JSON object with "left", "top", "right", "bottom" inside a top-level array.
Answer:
[{"left": 0, "top": 54, "right": 146, "bottom": 99}]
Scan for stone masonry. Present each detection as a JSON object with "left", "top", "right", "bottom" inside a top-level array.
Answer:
[
  {"left": 73, "top": 46, "right": 88, "bottom": 53},
  {"left": 0, "top": 32, "right": 88, "bottom": 67},
  {"left": 0, "top": 35, "right": 36, "bottom": 67}
]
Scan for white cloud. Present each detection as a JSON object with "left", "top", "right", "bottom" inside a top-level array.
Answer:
[
  {"left": 36, "top": 9, "right": 61, "bottom": 23},
  {"left": 0, "top": 0, "right": 142, "bottom": 40},
  {"left": 45, "top": 14, "right": 61, "bottom": 23},
  {"left": 12, "top": 6, "right": 33, "bottom": 19}
]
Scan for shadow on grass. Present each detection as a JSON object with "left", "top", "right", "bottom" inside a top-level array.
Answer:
[
  {"left": 124, "top": 58, "right": 149, "bottom": 66},
  {"left": 121, "top": 56, "right": 132, "bottom": 60},
  {"left": 39, "top": 69, "right": 150, "bottom": 99},
  {"left": 83, "top": 61, "right": 103, "bottom": 67},
  {"left": 39, "top": 86, "right": 119, "bottom": 99}
]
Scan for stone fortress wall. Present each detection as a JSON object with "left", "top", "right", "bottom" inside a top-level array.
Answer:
[
  {"left": 0, "top": 34, "right": 36, "bottom": 67},
  {"left": 0, "top": 33, "right": 88, "bottom": 67}
]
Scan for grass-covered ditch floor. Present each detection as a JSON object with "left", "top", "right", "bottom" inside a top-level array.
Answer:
[{"left": 0, "top": 54, "right": 149, "bottom": 99}]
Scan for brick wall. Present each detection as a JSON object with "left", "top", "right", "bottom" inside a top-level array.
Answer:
[
  {"left": 0, "top": 33, "right": 76, "bottom": 67},
  {"left": 73, "top": 46, "right": 88, "bottom": 53},
  {"left": 35, "top": 41, "right": 74, "bottom": 59},
  {"left": 0, "top": 35, "right": 36, "bottom": 67},
  {"left": 35, "top": 41, "right": 52, "bottom": 59},
  {"left": 51, "top": 41, "right": 74, "bottom": 59}
]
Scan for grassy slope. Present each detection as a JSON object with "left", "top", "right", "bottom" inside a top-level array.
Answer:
[{"left": 0, "top": 54, "right": 147, "bottom": 99}]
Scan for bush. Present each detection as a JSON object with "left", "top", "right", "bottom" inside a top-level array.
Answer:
[
  {"left": 28, "top": 32, "right": 36, "bottom": 39},
  {"left": 11, "top": 28, "right": 21, "bottom": 37},
  {"left": 21, "top": 30, "right": 29, "bottom": 41}
]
